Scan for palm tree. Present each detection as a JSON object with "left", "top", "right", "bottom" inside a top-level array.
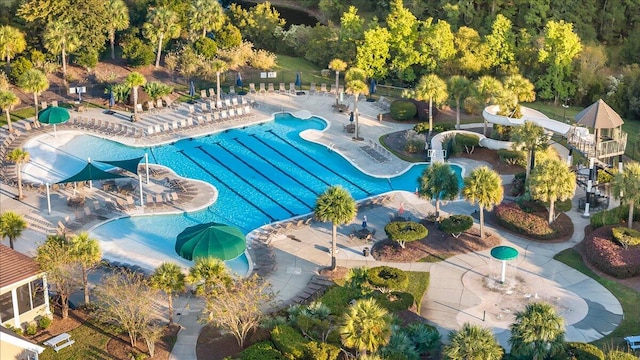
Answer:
[
  {"left": 340, "top": 298, "right": 392, "bottom": 357},
  {"left": 70, "top": 232, "right": 102, "bottom": 305},
  {"left": 344, "top": 67, "right": 369, "bottom": 140},
  {"left": 443, "top": 323, "right": 503, "bottom": 360},
  {"left": 210, "top": 59, "right": 227, "bottom": 103},
  {"left": 415, "top": 74, "right": 448, "bottom": 135},
  {"left": 124, "top": 72, "right": 146, "bottom": 120},
  {"left": 18, "top": 69, "right": 49, "bottom": 121},
  {"left": 143, "top": 6, "right": 181, "bottom": 68},
  {"left": 462, "top": 166, "right": 504, "bottom": 239},
  {"left": 150, "top": 262, "right": 186, "bottom": 324},
  {"left": 105, "top": 0, "right": 130, "bottom": 59},
  {"left": 329, "top": 58, "right": 347, "bottom": 107},
  {"left": 474, "top": 75, "right": 503, "bottom": 135},
  {"left": 447, "top": 75, "right": 470, "bottom": 130},
  {"left": 186, "top": 257, "right": 231, "bottom": 296},
  {"left": 418, "top": 162, "right": 459, "bottom": 219},
  {"left": 314, "top": 186, "right": 357, "bottom": 270},
  {"left": 0, "top": 89, "right": 20, "bottom": 133},
  {"left": 0, "top": 25, "right": 27, "bottom": 69},
  {"left": 503, "top": 73, "right": 536, "bottom": 105},
  {"left": 509, "top": 302, "right": 566, "bottom": 360},
  {"left": 43, "top": 20, "right": 80, "bottom": 78},
  {"left": 189, "top": 0, "right": 225, "bottom": 38},
  {"left": 511, "top": 120, "right": 549, "bottom": 181},
  {"left": 0, "top": 211, "right": 27, "bottom": 249},
  {"left": 528, "top": 159, "right": 576, "bottom": 224},
  {"left": 612, "top": 162, "right": 640, "bottom": 228},
  {"left": 6, "top": 148, "right": 30, "bottom": 200}
]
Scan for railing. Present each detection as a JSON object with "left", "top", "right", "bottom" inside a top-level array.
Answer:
[{"left": 567, "top": 128, "right": 627, "bottom": 159}]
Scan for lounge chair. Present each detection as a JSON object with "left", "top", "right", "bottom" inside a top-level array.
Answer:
[
  {"left": 51, "top": 100, "right": 59, "bottom": 107},
  {"left": 279, "top": 83, "right": 286, "bottom": 94},
  {"left": 268, "top": 83, "right": 275, "bottom": 94},
  {"left": 208, "top": 88, "right": 216, "bottom": 98},
  {"left": 126, "top": 195, "right": 136, "bottom": 209},
  {"left": 146, "top": 194, "right": 155, "bottom": 207},
  {"left": 200, "top": 89, "right": 208, "bottom": 99},
  {"left": 229, "top": 85, "right": 235, "bottom": 95},
  {"left": 320, "top": 83, "right": 328, "bottom": 93},
  {"left": 309, "top": 83, "right": 316, "bottom": 94},
  {"left": 289, "top": 83, "right": 296, "bottom": 94},
  {"left": 249, "top": 83, "right": 256, "bottom": 94},
  {"left": 260, "top": 83, "right": 266, "bottom": 94},
  {"left": 155, "top": 194, "right": 164, "bottom": 206}
]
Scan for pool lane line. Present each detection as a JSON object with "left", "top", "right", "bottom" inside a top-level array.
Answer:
[
  {"left": 176, "top": 150, "right": 277, "bottom": 222},
  {"left": 249, "top": 134, "right": 332, "bottom": 188},
  {"left": 233, "top": 137, "right": 320, "bottom": 197},
  {"left": 264, "top": 130, "right": 373, "bottom": 196},
  {"left": 194, "top": 146, "right": 296, "bottom": 217},
  {"left": 199, "top": 144, "right": 312, "bottom": 210}
]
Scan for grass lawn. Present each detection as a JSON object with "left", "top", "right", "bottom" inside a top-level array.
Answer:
[
  {"left": 275, "top": 54, "right": 327, "bottom": 89},
  {"left": 553, "top": 248, "right": 640, "bottom": 348},
  {"left": 39, "top": 319, "right": 112, "bottom": 360},
  {"left": 525, "top": 101, "right": 583, "bottom": 124}
]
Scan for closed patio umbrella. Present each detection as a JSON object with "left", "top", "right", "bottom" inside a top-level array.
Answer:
[
  {"left": 175, "top": 222, "right": 246, "bottom": 261},
  {"left": 295, "top": 72, "right": 302, "bottom": 87},
  {"left": 38, "top": 106, "right": 70, "bottom": 137}
]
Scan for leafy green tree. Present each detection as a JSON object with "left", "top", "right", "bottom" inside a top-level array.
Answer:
[
  {"left": 0, "top": 211, "right": 27, "bottom": 250},
  {"left": 340, "top": 298, "right": 392, "bottom": 357},
  {"left": 215, "top": 22, "right": 243, "bottom": 49},
  {"left": 44, "top": 20, "right": 80, "bottom": 78},
  {"left": 537, "top": 20, "right": 583, "bottom": 104},
  {"left": 528, "top": 159, "right": 576, "bottom": 224},
  {"left": 314, "top": 186, "right": 357, "bottom": 270},
  {"left": 70, "top": 232, "right": 102, "bottom": 305},
  {"left": 121, "top": 33, "right": 155, "bottom": 67},
  {"left": 443, "top": 323, "right": 503, "bottom": 360},
  {"left": 345, "top": 67, "right": 369, "bottom": 140},
  {"left": 336, "top": 6, "right": 364, "bottom": 63},
  {"left": 386, "top": 0, "right": 420, "bottom": 82},
  {"left": 453, "top": 27, "right": 491, "bottom": 76},
  {"left": 105, "top": 0, "right": 130, "bottom": 59},
  {"left": 36, "top": 235, "right": 81, "bottom": 319},
  {"left": 188, "top": 0, "right": 225, "bottom": 39},
  {"left": 228, "top": 2, "right": 285, "bottom": 52},
  {"left": 418, "top": 162, "right": 459, "bottom": 218},
  {"left": 447, "top": 75, "right": 471, "bottom": 130},
  {"left": 509, "top": 302, "right": 566, "bottom": 360},
  {"left": 6, "top": 148, "right": 30, "bottom": 200},
  {"left": 18, "top": 68, "right": 49, "bottom": 121},
  {"left": 612, "top": 162, "right": 640, "bottom": 228},
  {"left": 484, "top": 14, "right": 516, "bottom": 72},
  {"left": 0, "top": 89, "right": 20, "bottom": 133},
  {"left": 143, "top": 6, "right": 181, "bottom": 68},
  {"left": 462, "top": 166, "right": 504, "bottom": 239},
  {"left": 511, "top": 120, "right": 549, "bottom": 180},
  {"left": 355, "top": 25, "right": 391, "bottom": 80},
  {"left": 150, "top": 262, "right": 186, "bottom": 324},
  {"left": 328, "top": 58, "right": 347, "bottom": 107},
  {"left": 124, "top": 71, "right": 146, "bottom": 119},
  {"left": 418, "top": 19, "right": 456, "bottom": 74},
  {"left": 0, "top": 25, "right": 26, "bottom": 69},
  {"left": 414, "top": 74, "right": 448, "bottom": 135}
]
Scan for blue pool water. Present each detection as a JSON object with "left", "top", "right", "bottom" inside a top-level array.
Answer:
[{"left": 28, "top": 114, "right": 463, "bottom": 274}]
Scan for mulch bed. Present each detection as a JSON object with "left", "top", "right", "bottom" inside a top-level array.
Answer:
[{"left": 196, "top": 326, "right": 270, "bottom": 360}]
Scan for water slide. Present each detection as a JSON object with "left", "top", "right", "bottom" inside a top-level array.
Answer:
[{"left": 482, "top": 105, "right": 572, "bottom": 136}]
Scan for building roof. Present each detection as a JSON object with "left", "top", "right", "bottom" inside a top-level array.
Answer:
[
  {"left": 0, "top": 244, "right": 43, "bottom": 290},
  {"left": 0, "top": 326, "right": 45, "bottom": 354},
  {"left": 575, "top": 99, "right": 624, "bottom": 129}
]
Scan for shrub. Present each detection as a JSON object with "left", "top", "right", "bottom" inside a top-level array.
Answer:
[
  {"left": 405, "top": 139, "right": 425, "bottom": 153},
  {"left": 611, "top": 227, "right": 640, "bottom": 248},
  {"left": 367, "top": 266, "right": 409, "bottom": 291},
  {"left": 271, "top": 325, "right": 308, "bottom": 359},
  {"left": 25, "top": 322, "right": 38, "bottom": 336},
  {"left": 121, "top": 33, "right": 155, "bottom": 67},
  {"left": 304, "top": 341, "right": 340, "bottom": 360},
  {"left": 37, "top": 315, "right": 52, "bottom": 329},
  {"left": 406, "top": 322, "right": 441, "bottom": 354},
  {"left": 10, "top": 57, "right": 33, "bottom": 83},
  {"left": 494, "top": 202, "right": 556, "bottom": 239},
  {"left": 511, "top": 172, "right": 526, "bottom": 196},
  {"left": 194, "top": 37, "right": 218, "bottom": 59},
  {"left": 250, "top": 49, "right": 278, "bottom": 70},
  {"left": 516, "top": 199, "right": 548, "bottom": 213},
  {"left": 491, "top": 124, "right": 513, "bottom": 141},
  {"left": 566, "top": 342, "right": 604, "bottom": 360},
  {"left": 241, "top": 341, "right": 285, "bottom": 360},
  {"left": 390, "top": 100, "right": 417, "bottom": 121},
  {"left": 433, "top": 123, "right": 456, "bottom": 133},
  {"left": 439, "top": 215, "right": 473, "bottom": 238},
  {"left": 441, "top": 134, "right": 460, "bottom": 158},
  {"left": 591, "top": 206, "right": 640, "bottom": 228},
  {"left": 604, "top": 350, "right": 637, "bottom": 360},
  {"left": 454, "top": 133, "right": 479, "bottom": 154},
  {"left": 584, "top": 226, "right": 640, "bottom": 278},
  {"left": 372, "top": 291, "right": 414, "bottom": 311},
  {"left": 497, "top": 149, "right": 526, "bottom": 166},
  {"left": 380, "top": 330, "right": 420, "bottom": 360},
  {"left": 413, "top": 122, "right": 430, "bottom": 134},
  {"left": 597, "top": 168, "right": 616, "bottom": 184},
  {"left": 74, "top": 48, "right": 99, "bottom": 70},
  {"left": 384, "top": 221, "right": 428, "bottom": 248}
]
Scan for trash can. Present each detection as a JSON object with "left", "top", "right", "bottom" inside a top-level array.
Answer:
[
  {"left": 378, "top": 113, "right": 383, "bottom": 122},
  {"left": 363, "top": 247, "right": 370, "bottom": 257}
]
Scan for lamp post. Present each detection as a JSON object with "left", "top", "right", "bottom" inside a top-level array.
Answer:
[{"left": 562, "top": 98, "right": 570, "bottom": 123}]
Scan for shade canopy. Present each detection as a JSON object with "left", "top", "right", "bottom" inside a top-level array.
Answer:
[
  {"left": 575, "top": 99, "right": 624, "bottom": 129},
  {"left": 38, "top": 106, "right": 70, "bottom": 125},
  {"left": 57, "top": 163, "right": 129, "bottom": 184},
  {"left": 175, "top": 222, "right": 246, "bottom": 261},
  {"left": 94, "top": 157, "right": 143, "bottom": 175},
  {"left": 490, "top": 246, "right": 519, "bottom": 261}
]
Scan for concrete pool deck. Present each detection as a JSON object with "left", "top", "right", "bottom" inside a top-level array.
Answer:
[{"left": 0, "top": 92, "right": 625, "bottom": 358}]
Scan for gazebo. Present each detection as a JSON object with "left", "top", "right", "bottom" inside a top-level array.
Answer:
[{"left": 566, "top": 99, "right": 627, "bottom": 164}]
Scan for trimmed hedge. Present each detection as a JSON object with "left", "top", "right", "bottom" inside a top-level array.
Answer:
[
  {"left": 413, "top": 122, "right": 455, "bottom": 134},
  {"left": 271, "top": 325, "right": 309, "bottom": 359},
  {"left": 240, "top": 341, "right": 285, "bottom": 360},
  {"left": 566, "top": 342, "right": 604, "bottom": 360},
  {"left": 497, "top": 149, "right": 526, "bottom": 166},
  {"left": 439, "top": 215, "right": 473, "bottom": 238},
  {"left": 584, "top": 226, "right": 640, "bottom": 278},
  {"left": 384, "top": 221, "right": 428, "bottom": 248},
  {"left": 367, "top": 266, "right": 409, "bottom": 291},
  {"left": 372, "top": 291, "right": 414, "bottom": 311},
  {"left": 454, "top": 133, "right": 479, "bottom": 154},
  {"left": 304, "top": 341, "right": 340, "bottom": 360},
  {"left": 390, "top": 100, "right": 417, "bottom": 121},
  {"left": 494, "top": 202, "right": 556, "bottom": 239},
  {"left": 611, "top": 227, "right": 640, "bottom": 248},
  {"left": 591, "top": 206, "right": 640, "bottom": 228}
]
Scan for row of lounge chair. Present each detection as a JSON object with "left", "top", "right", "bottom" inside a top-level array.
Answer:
[
  {"left": 253, "top": 217, "right": 315, "bottom": 244},
  {"left": 145, "top": 104, "right": 256, "bottom": 137},
  {"left": 183, "top": 95, "right": 249, "bottom": 114},
  {"left": 67, "top": 117, "right": 145, "bottom": 138},
  {"left": 248, "top": 82, "right": 344, "bottom": 96},
  {"left": 358, "top": 193, "right": 396, "bottom": 210}
]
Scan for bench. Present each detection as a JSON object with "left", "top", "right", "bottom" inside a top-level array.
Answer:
[
  {"left": 625, "top": 336, "right": 640, "bottom": 351},
  {"left": 44, "top": 332, "right": 75, "bottom": 352}
]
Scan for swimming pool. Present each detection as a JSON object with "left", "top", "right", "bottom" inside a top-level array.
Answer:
[{"left": 24, "top": 113, "right": 463, "bottom": 274}]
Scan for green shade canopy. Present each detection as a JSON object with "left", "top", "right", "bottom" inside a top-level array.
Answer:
[
  {"left": 38, "top": 106, "right": 70, "bottom": 125},
  {"left": 94, "top": 157, "right": 144, "bottom": 175},
  {"left": 175, "top": 222, "right": 246, "bottom": 261},
  {"left": 57, "top": 163, "right": 129, "bottom": 184},
  {"left": 490, "top": 246, "right": 519, "bottom": 261}
]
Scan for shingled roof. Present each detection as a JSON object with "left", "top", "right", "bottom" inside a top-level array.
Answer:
[{"left": 0, "top": 244, "right": 43, "bottom": 290}]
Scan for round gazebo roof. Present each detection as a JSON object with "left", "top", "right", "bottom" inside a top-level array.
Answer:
[{"left": 490, "top": 246, "right": 519, "bottom": 261}]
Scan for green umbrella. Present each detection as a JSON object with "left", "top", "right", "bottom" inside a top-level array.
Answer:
[
  {"left": 38, "top": 106, "right": 71, "bottom": 137},
  {"left": 490, "top": 246, "right": 519, "bottom": 284},
  {"left": 175, "top": 222, "right": 246, "bottom": 261}
]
